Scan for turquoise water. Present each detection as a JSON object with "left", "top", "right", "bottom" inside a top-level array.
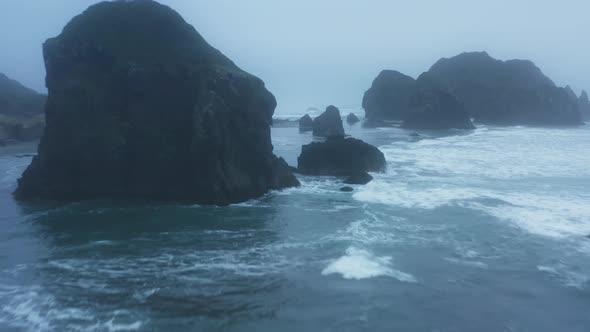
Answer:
[{"left": 0, "top": 121, "right": 589, "bottom": 331}]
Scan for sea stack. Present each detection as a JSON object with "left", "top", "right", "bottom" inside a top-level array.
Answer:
[
  {"left": 14, "top": 0, "right": 299, "bottom": 205},
  {"left": 579, "top": 90, "right": 590, "bottom": 121},
  {"left": 403, "top": 74, "right": 475, "bottom": 130},
  {"left": 297, "top": 138, "right": 386, "bottom": 176},
  {"left": 427, "top": 52, "right": 582, "bottom": 126},
  {"left": 312, "top": 105, "right": 345, "bottom": 138},
  {"left": 363, "top": 70, "right": 416, "bottom": 121},
  {"left": 299, "top": 114, "right": 314, "bottom": 132},
  {"left": 346, "top": 113, "right": 360, "bottom": 124}
]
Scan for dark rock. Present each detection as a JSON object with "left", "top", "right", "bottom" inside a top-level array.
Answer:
[
  {"left": 427, "top": 52, "right": 582, "bottom": 126},
  {"left": 312, "top": 105, "right": 345, "bottom": 137},
  {"left": 297, "top": 137, "right": 386, "bottom": 176},
  {"left": 346, "top": 113, "right": 360, "bottom": 124},
  {"left": 0, "top": 73, "right": 46, "bottom": 144},
  {"left": 579, "top": 90, "right": 590, "bottom": 122},
  {"left": 343, "top": 172, "right": 374, "bottom": 185},
  {"left": 14, "top": 0, "right": 299, "bottom": 205},
  {"left": 402, "top": 73, "right": 475, "bottom": 130},
  {"left": 299, "top": 114, "right": 314, "bottom": 132},
  {"left": 340, "top": 186, "right": 354, "bottom": 192},
  {"left": 363, "top": 70, "right": 416, "bottom": 121}
]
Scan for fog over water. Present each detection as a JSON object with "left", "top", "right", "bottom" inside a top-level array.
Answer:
[{"left": 1, "top": 0, "right": 589, "bottom": 115}]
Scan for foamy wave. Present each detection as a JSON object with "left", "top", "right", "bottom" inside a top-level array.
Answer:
[
  {"left": 0, "top": 156, "right": 32, "bottom": 189},
  {"left": 383, "top": 127, "right": 590, "bottom": 179},
  {"left": 321, "top": 247, "right": 416, "bottom": 282},
  {"left": 538, "top": 265, "right": 589, "bottom": 289},
  {"left": 0, "top": 284, "right": 146, "bottom": 332},
  {"left": 467, "top": 192, "right": 590, "bottom": 238},
  {"left": 353, "top": 178, "right": 483, "bottom": 209},
  {"left": 444, "top": 257, "right": 488, "bottom": 269}
]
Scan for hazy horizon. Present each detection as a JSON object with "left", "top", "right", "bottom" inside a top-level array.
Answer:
[{"left": 1, "top": 0, "right": 589, "bottom": 115}]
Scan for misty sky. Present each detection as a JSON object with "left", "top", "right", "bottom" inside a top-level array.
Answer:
[{"left": 1, "top": 0, "right": 589, "bottom": 115}]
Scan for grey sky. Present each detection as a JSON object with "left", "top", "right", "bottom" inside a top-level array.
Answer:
[{"left": 1, "top": 0, "right": 589, "bottom": 116}]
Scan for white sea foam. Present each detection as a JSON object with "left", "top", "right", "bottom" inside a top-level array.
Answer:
[
  {"left": 444, "top": 257, "right": 488, "bottom": 269},
  {"left": 538, "top": 265, "right": 589, "bottom": 289},
  {"left": 321, "top": 247, "right": 416, "bottom": 282},
  {"left": 353, "top": 126, "right": 590, "bottom": 240},
  {"left": 467, "top": 191, "right": 590, "bottom": 238},
  {"left": 0, "top": 156, "right": 31, "bottom": 189}
]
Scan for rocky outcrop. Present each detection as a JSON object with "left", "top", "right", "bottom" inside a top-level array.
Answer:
[
  {"left": 297, "top": 137, "right": 386, "bottom": 176},
  {"left": 299, "top": 114, "right": 314, "bottom": 131},
  {"left": 403, "top": 74, "right": 475, "bottom": 130},
  {"left": 14, "top": 0, "right": 299, "bottom": 205},
  {"left": 343, "top": 172, "right": 374, "bottom": 185},
  {"left": 0, "top": 73, "right": 46, "bottom": 144},
  {"left": 363, "top": 70, "right": 416, "bottom": 121},
  {"left": 427, "top": 52, "right": 582, "bottom": 126},
  {"left": 346, "top": 113, "right": 360, "bottom": 124},
  {"left": 312, "top": 105, "right": 345, "bottom": 137},
  {"left": 579, "top": 90, "right": 590, "bottom": 121}
]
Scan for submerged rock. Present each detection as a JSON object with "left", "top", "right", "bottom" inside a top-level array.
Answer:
[
  {"left": 363, "top": 70, "right": 416, "bottom": 121},
  {"left": 0, "top": 73, "right": 46, "bottom": 144},
  {"left": 297, "top": 137, "right": 386, "bottom": 176},
  {"left": 343, "top": 172, "right": 374, "bottom": 185},
  {"left": 340, "top": 186, "right": 354, "bottom": 192},
  {"left": 299, "top": 114, "right": 314, "bottom": 132},
  {"left": 403, "top": 74, "right": 475, "bottom": 130},
  {"left": 427, "top": 52, "right": 582, "bottom": 126},
  {"left": 346, "top": 113, "right": 360, "bottom": 124},
  {"left": 312, "top": 105, "right": 345, "bottom": 138},
  {"left": 14, "top": 0, "right": 299, "bottom": 205}
]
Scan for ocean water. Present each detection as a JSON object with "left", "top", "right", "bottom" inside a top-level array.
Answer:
[{"left": 0, "top": 118, "right": 589, "bottom": 331}]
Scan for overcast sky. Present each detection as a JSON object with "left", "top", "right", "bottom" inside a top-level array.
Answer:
[{"left": 1, "top": 0, "right": 589, "bottom": 115}]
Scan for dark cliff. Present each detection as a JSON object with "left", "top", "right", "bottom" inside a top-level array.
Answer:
[{"left": 15, "top": 0, "right": 299, "bottom": 205}]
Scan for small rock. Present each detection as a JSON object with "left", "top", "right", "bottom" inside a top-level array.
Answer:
[
  {"left": 340, "top": 186, "right": 354, "bottom": 192},
  {"left": 299, "top": 114, "right": 314, "bottom": 132},
  {"left": 343, "top": 172, "right": 373, "bottom": 185},
  {"left": 297, "top": 137, "right": 386, "bottom": 176},
  {"left": 346, "top": 113, "right": 360, "bottom": 124}
]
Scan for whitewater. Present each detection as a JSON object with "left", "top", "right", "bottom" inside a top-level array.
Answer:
[{"left": 0, "top": 116, "right": 589, "bottom": 331}]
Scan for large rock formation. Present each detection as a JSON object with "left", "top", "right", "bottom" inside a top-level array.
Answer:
[
  {"left": 0, "top": 73, "right": 46, "bottom": 144},
  {"left": 312, "top": 105, "right": 345, "bottom": 137},
  {"left": 427, "top": 52, "right": 582, "bottom": 125},
  {"left": 14, "top": 0, "right": 299, "bottom": 205},
  {"left": 363, "top": 70, "right": 416, "bottom": 121},
  {"left": 297, "top": 137, "right": 386, "bottom": 176},
  {"left": 579, "top": 90, "right": 590, "bottom": 121},
  {"left": 403, "top": 74, "right": 475, "bottom": 130}
]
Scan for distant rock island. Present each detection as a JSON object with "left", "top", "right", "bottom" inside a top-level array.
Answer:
[
  {"left": 363, "top": 70, "right": 474, "bottom": 129},
  {"left": 15, "top": 0, "right": 299, "bottom": 204},
  {"left": 365, "top": 52, "right": 585, "bottom": 127},
  {"left": 403, "top": 73, "right": 475, "bottom": 130},
  {"left": 363, "top": 70, "right": 415, "bottom": 121},
  {"left": 0, "top": 73, "right": 46, "bottom": 145},
  {"left": 579, "top": 90, "right": 590, "bottom": 121}
]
